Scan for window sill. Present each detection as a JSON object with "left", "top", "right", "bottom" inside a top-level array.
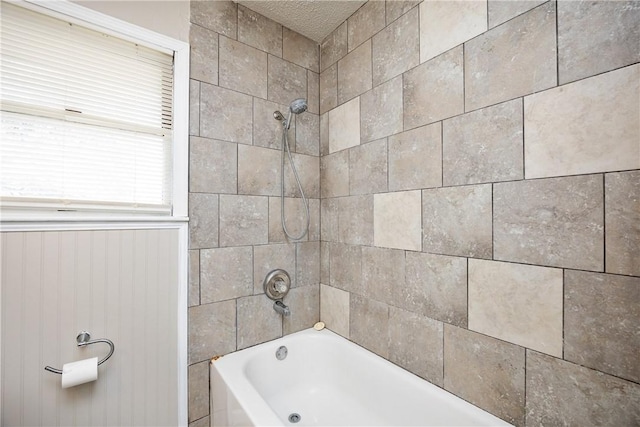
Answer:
[{"left": 0, "top": 214, "right": 189, "bottom": 232}]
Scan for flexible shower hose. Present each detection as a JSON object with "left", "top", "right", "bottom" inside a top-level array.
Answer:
[{"left": 280, "top": 124, "right": 310, "bottom": 241}]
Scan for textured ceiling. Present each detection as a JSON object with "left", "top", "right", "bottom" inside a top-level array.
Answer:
[{"left": 237, "top": 0, "right": 366, "bottom": 43}]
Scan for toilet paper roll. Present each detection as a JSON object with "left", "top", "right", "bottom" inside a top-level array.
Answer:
[{"left": 61, "top": 357, "right": 98, "bottom": 388}]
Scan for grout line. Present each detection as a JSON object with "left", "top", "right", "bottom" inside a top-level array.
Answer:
[
  {"left": 466, "top": 257, "right": 469, "bottom": 330},
  {"left": 521, "top": 97, "right": 526, "bottom": 179},
  {"left": 555, "top": 0, "right": 560, "bottom": 86},
  {"left": 491, "top": 183, "right": 495, "bottom": 260},
  {"left": 486, "top": 0, "right": 489, "bottom": 30},
  {"left": 217, "top": 194, "right": 221, "bottom": 249},
  {"left": 524, "top": 348, "right": 528, "bottom": 420},
  {"left": 602, "top": 174, "right": 606, "bottom": 273},
  {"left": 441, "top": 120, "right": 444, "bottom": 187},
  {"left": 561, "top": 269, "right": 565, "bottom": 361},
  {"left": 462, "top": 43, "right": 466, "bottom": 113},
  {"left": 197, "top": 81, "right": 202, "bottom": 137}
]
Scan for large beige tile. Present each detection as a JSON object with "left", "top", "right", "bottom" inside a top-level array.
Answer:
[
  {"left": 189, "top": 416, "right": 209, "bottom": 427},
  {"left": 237, "top": 295, "right": 281, "bottom": 350},
  {"left": 347, "top": 0, "right": 385, "bottom": 52},
  {"left": 284, "top": 153, "right": 320, "bottom": 199},
  {"left": 237, "top": 145, "right": 279, "bottom": 196},
  {"left": 320, "top": 113, "right": 329, "bottom": 156},
  {"left": 189, "top": 193, "right": 218, "bottom": 250},
  {"left": 389, "top": 307, "right": 443, "bottom": 386},
  {"left": 605, "top": 170, "right": 640, "bottom": 276},
  {"left": 320, "top": 241, "right": 330, "bottom": 284},
  {"left": 320, "top": 284, "right": 350, "bottom": 338},
  {"left": 219, "top": 195, "right": 268, "bottom": 246},
  {"left": 268, "top": 197, "right": 319, "bottom": 244},
  {"left": 469, "top": 259, "right": 563, "bottom": 357},
  {"left": 328, "top": 97, "right": 360, "bottom": 153},
  {"left": 268, "top": 55, "right": 307, "bottom": 106},
  {"left": 253, "top": 97, "right": 295, "bottom": 150},
  {"left": 320, "top": 199, "right": 339, "bottom": 243},
  {"left": 190, "top": 24, "right": 218, "bottom": 84},
  {"left": 419, "top": 0, "right": 487, "bottom": 63},
  {"left": 320, "top": 22, "right": 347, "bottom": 72},
  {"left": 386, "top": 0, "right": 420, "bottom": 24},
  {"left": 329, "top": 243, "right": 363, "bottom": 295},
  {"left": 488, "top": 0, "right": 546, "bottom": 28},
  {"left": 200, "top": 246, "right": 253, "bottom": 303},
  {"left": 337, "top": 40, "right": 372, "bottom": 105},
  {"left": 526, "top": 351, "right": 640, "bottom": 426},
  {"left": 402, "top": 252, "right": 467, "bottom": 327},
  {"left": 296, "top": 241, "right": 320, "bottom": 287},
  {"left": 443, "top": 99, "right": 523, "bottom": 186},
  {"left": 189, "top": 137, "right": 237, "bottom": 194},
  {"left": 445, "top": 325, "right": 525, "bottom": 426},
  {"left": 307, "top": 71, "right": 320, "bottom": 115},
  {"left": 362, "top": 246, "right": 404, "bottom": 304},
  {"left": 558, "top": 1, "right": 640, "bottom": 84},
  {"left": 188, "top": 300, "right": 236, "bottom": 363},
  {"left": 374, "top": 190, "right": 422, "bottom": 251},
  {"left": 403, "top": 46, "right": 463, "bottom": 130},
  {"left": 361, "top": 76, "right": 403, "bottom": 143},
  {"left": 349, "top": 139, "right": 388, "bottom": 195},
  {"left": 372, "top": 7, "right": 419, "bottom": 86},
  {"left": 388, "top": 122, "right": 442, "bottom": 191},
  {"left": 320, "top": 151, "right": 349, "bottom": 198},
  {"left": 565, "top": 270, "right": 640, "bottom": 383},
  {"left": 189, "top": 80, "right": 200, "bottom": 136},
  {"left": 494, "top": 175, "right": 604, "bottom": 270},
  {"left": 337, "top": 195, "right": 374, "bottom": 246},
  {"left": 283, "top": 284, "right": 320, "bottom": 334},
  {"left": 524, "top": 64, "right": 640, "bottom": 179},
  {"left": 237, "top": 5, "right": 282, "bottom": 57},
  {"left": 319, "top": 64, "right": 337, "bottom": 115},
  {"left": 283, "top": 28, "right": 319, "bottom": 72},
  {"left": 188, "top": 250, "right": 200, "bottom": 307},
  {"left": 465, "top": 2, "right": 556, "bottom": 111},
  {"left": 200, "top": 83, "right": 252, "bottom": 144},
  {"left": 350, "top": 294, "right": 389, "bottom": 358},
  {"left": 190, "top": 0, "right": 237, "bottom": 39},
  {"left": 188, "top": 361, "right": 209, "bottom": 422},
  {"left": 307, "top": 199, "right": 321, "bottom": 242},
  {"left": 295, "top": 112, "right": 319, "bottom": 156},
  {"left": 253, "top": 244, "right": 296, "bottom": 294},
  {"left": 422, "top": 184, "right": 492, "bottom": 259},
  {"left": 219, "top": 36, "right": 267, "bottom": 98}
]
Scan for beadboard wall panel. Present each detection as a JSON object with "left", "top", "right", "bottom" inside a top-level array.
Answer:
[{"left": 1, "top": 229, "right": 179, "bottom": 426}]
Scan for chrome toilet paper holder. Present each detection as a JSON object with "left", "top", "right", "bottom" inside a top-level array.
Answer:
[{"left": 44, "top": 331, "right": 115, "bottom": 374}]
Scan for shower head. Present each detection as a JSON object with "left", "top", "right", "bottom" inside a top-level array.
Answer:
[
  {"left": 289, "top": 98, "right": 308, "bottom": 115},
  {"left": 284, "top": 98, "right": 308, "bottom": 130}
]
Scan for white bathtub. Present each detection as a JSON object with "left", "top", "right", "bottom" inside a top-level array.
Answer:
[{"left": 211, "top": 328, "right": 511, "bottom": 426}]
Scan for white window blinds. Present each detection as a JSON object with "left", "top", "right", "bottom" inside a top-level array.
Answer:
[{"left": 0, "top": 2, "right": 174, "bottom": 214}]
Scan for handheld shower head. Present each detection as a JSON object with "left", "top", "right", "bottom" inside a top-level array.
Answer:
[
  {"left": 284, "top": 98, "right": 307, "bottom": 130},
  {"left": 289, "top": 98, "right": 308, "bottom": 115}
]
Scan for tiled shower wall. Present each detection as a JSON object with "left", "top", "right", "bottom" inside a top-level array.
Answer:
[
  {"left": 186, "top": 2, "right": 321, "bottom": 424},
  {"left": 319, "top": 1, "right": 639, "bottom": 426},
  {"left": 320, "top": 0, "right": 640, "bottom": 426},
  {"left": 187, "top": 0, "right": 639, "bottom": 425}
]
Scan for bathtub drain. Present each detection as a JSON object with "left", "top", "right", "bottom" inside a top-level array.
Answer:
[{"left": 288, "top": 413, "right": 301, "bottom": 423}]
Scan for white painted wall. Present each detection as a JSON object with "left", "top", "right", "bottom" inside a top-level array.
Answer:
[{"left": 73, "top": 0, "right": 190, "bottom": 42}]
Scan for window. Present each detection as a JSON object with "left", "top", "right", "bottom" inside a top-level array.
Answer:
[{"left": 1, "top": 2, "right": 184, "bottom": 216}]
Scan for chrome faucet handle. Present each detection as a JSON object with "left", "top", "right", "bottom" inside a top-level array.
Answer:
[
  {"left": 264, "top": 269, "right": 291, "bottom": 300},
  {"left": 274, "top": 279, "right": 287, "bottom": 294}
]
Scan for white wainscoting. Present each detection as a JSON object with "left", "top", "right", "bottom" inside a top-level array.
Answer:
[{"left": 1, "top": 228, "right": 180, "bottom": 426}]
